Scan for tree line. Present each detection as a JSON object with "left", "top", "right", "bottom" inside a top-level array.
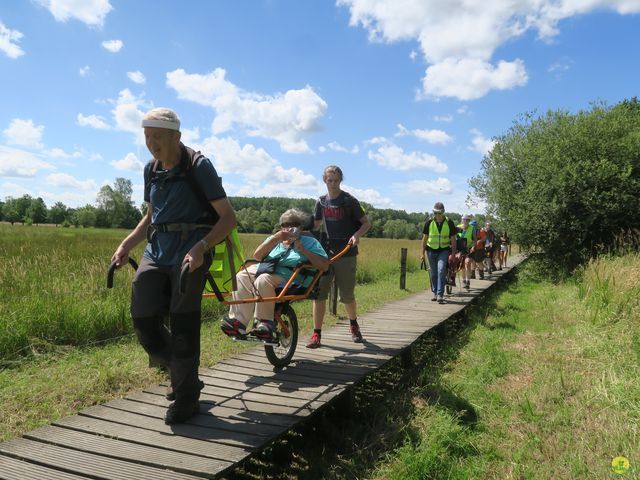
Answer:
[{"left": 2, "top": 182, "right": 498, "bottom": 239}]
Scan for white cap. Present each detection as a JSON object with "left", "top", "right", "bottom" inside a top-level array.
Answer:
[{"left": 141, "top": 107, "right": 180, "bottom": 131}]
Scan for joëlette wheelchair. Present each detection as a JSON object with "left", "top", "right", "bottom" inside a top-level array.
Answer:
[{"left": 201, "top": 243, "right": 352, "bottom": 368}]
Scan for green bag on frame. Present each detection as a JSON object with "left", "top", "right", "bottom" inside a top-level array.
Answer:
[{"left": 206, "top": 227, "right": 244, "bottom": 298}]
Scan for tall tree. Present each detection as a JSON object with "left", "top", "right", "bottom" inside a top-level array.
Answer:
[
  {"left": 49, "top": 201, "right": 68, "bottom": 226},
  {"left": 470, "top": 98, "right": 640, "bottom": 269}
]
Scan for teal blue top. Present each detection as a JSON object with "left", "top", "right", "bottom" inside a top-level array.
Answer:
[{"left": 263, "top": 234, "right": 328, "bottom": 286}]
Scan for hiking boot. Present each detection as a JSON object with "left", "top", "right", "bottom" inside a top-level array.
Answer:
[
  {"left": 166, "top": 380, "right": 204, "bottom": 401},
  {"left": 431, "top": 294, "right": 437, "bottom": 301},
  {"left": 164, "top": 398, "right": 200, "bottom": 425},
  {"left": 221, "top": 316, "right": 246, "bottom": 337},
  {"left": 350, "top": 322, "right": 363, "bottom": 343},
  {"left": 254, "top": 320, "right": 276, "bottom": 341},
  {"left": 438, "top": 296, "right": 445, "bottom": 304},
  {"left": 306, "top": 332, "right": 321, "bottom": 349},
  {"left": 464, "top": 280, "right": 470, "bottom": 289},
  {"left": 470, "top": 270, "right": 476, "bottom": 279}
]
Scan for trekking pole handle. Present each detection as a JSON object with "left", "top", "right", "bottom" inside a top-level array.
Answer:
[
  {"left": 106, "top": 258, "right": 139, "bottom": 289},
  {"left": 179, "top": 262, "right": 190, "bottom": 295}
]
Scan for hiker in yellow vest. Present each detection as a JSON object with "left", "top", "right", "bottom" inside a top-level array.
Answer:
[
  {"left": 420, "top": 202, "right": 457, "bottom": 303},
  {"left": 457, "top": 214, "right": 477, "bottom": 289}
]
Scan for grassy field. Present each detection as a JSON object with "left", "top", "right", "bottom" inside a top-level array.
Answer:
[{"left": 0, "top": 224, "right": 426, "bottom": 441}]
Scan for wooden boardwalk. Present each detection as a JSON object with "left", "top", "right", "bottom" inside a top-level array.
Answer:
[{"left": 0, "top": 255, "right": 525, "bottom": 479}]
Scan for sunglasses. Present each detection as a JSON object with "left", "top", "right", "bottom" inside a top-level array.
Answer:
[
  {"left": 281, "top": 222, "right": 301, "bottom": 228},
  {"left": 433, "top": 210, "right": 444, "bottom": 214}
]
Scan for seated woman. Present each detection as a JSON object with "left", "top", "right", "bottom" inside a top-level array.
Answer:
[{"left": 221, "top": 208, "right": 329, "bottom": 340}]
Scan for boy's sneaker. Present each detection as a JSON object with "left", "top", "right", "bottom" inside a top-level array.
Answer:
[
  {"left": 306, "top": 332, "right": 322, "bottom": 349},
  {"left": 254, "top": 320, "right": 275, "bottom": 341},
  {"left": 221, "top": 316, "right": 246, "bottom": 337},
  {"left": 350, "top": 322, "right": 363, "bottom": 343}
]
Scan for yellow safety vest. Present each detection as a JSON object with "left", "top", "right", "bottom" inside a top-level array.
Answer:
[{"left": 426, "top": 218, "right": 451, "bottom": 249}]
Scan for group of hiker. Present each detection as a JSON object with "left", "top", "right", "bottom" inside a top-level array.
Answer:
[
  {"left": 420, "top": 202, "right": 509, "bottom": 304},
  {"left": 110, "top": 107, "right": 507, "bottom": 425}
]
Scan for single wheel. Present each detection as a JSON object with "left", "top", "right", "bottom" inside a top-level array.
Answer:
[{"left": 264, "top": 303, "right": 298, "bottom": 368}]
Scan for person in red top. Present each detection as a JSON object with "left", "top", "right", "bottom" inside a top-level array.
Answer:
[{"left": 468, "top": 220, "right": 487, "bottom": 280}]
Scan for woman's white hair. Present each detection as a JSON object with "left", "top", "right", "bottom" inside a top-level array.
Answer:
[
  {"left": 141, "top": 107, "right": 181, "bottom": 131},
  {"left": 279, "top": 208, "right": 307, "bottom": 226}
]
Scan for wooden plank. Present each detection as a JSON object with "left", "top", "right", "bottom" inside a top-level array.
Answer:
[
  {"left": 198, "top": 376, "right": 345, "bottom": 402},
  {"left": 54, "top": 415, "right": 250, "bottom": 462},
  {"left": 25, "top": 425, "right": 229, "bottom": 478},
  {"left": 126, "top": 391, "right": 299, "bottom": 427},
  {"left": 103, "top": 399, "right": 286, "bottom": 437},
  {"left": 142, "top": 385, "right": 322, "bottom": 416},
  {"left": 198, "top": 368, "right": 347, "bottom": 395},
  {"left": 0, "top": 454, "right": 92, "bottom": 480},
  {"left": 0, "top": 438, "right": 202, "bottom": 480},
  {"left": 78, "top": 405, "right": 268, "bottom": 449}
]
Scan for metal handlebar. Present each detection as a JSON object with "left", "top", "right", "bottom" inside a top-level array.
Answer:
[
  {"left": 179, "top": 263, "right": 190, "bottom": 295},
  {"left": 106, "top": 258, "right": 139, "bottom": 288}
]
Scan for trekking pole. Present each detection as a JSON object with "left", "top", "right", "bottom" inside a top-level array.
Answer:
[{"left": 106, "top": 258, "right": 139, "bottom": 288}]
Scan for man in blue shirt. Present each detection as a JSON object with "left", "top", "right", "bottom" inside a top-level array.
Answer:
[{"left": 111, "top": 108, "right": 236, "bottom": 424}]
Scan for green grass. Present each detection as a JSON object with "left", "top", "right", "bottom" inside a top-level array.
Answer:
[
  {"left": 0, "top": 224, "right": 425, "bottom": 441},
  {"left": 367, "top": 254, "right": 640, "bottom": 480}
]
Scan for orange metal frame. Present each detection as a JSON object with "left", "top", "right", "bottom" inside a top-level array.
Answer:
[{"left": 203, "top": 243, "right": 352, "bottom": 305}]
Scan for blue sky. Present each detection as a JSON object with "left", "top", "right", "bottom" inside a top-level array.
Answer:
[{"left": 1, "top": 0, "right": 639, "bottom": 215}]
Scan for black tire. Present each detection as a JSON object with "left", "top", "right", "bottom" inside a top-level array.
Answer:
[{"left": 265, "top": 304, "right": 298, "bottom": 368}]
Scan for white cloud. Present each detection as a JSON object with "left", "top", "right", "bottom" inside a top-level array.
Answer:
[
  {"left": 548, "top": 57, "right": 573, "bottom": 78},
  {"left": 0, "top": 146, "right": 54, "bottom": 177},
  {"left": 341, "top": 184, "right": 394, "bottom": 208},
  {"left": 421, "top": 58, "right": 528, "bottom": 100},
  {"left": 46, "top": 173, "right": 97, "bottom": 190},
  {"left": 101, "top": 39, "right": 123, "bottom": 53},
  {"left": 368, "top": 140, "right": 448, "bottom": 172},
  {"left": 127, "top": 70, "right": 146, "bottom": 84},
  {"left": 405, "top": 178, "right": 454, "bottom": 195},
  {"left": 3, "top": 119, "right": 44, "bottom": 149},
  {"left": 325, "top": 141, "right": 360, "bottom": 154},
  {"left": 77, "top": 113, "right": 110, "bottom": 129},
  {"left": 111, "top": 89, "right": 148, "bottom": 142},
  {"left": 1, "top": 182, "right": 31, "bottom": 198},
  {"left": 396, "top": 123, "right": 452, "bottom": 145},
  {"left": 433, "top": 114, "right": 453, "bottom": 122},
  {"left": 0, "top": 21, "right": 25, "bottom": 59},
  {"left": 337, "top": 0, "right": 640, "bottom": 100},
  {"left": 409, "top": 49, "right": 418, "bottom": 61},
  {"left": 41, "top": 0, "right": 113, "bottom": 27},
  {"left": 469, "top": 129, "right": 496, "bottom": 155},
  {"left": 202, "top": 136, "right": 319, "bottom": 189},
  {"left": 166, "top": 68, "right": 328, "bottom": 153},
  {"left": 43, "top": 147, "right": 82, "bottom": 159},
  {"left": 79, "top": 65, "right": 90, "bottom": 77},
  {"left": 180, "top": 127, "right": 201, "bottom": 145},
  {"left": 110, "top": 152, "right": 144, "bottom": 171}
]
